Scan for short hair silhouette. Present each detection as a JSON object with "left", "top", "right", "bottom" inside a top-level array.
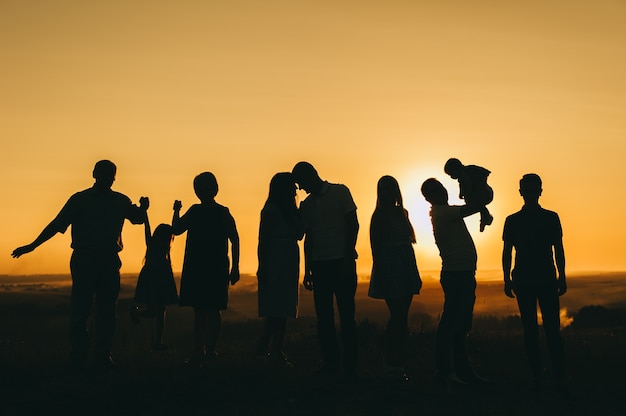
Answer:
[
  {"left": 420, "top": 178, "right": 447, "bottom": 203},
  {"left": 93, "top": 160, "right": 117, "bottom": 180},
  {"left": 292, "top": 161, "right": 318, "bottom": 178},
  {"left": 193, "top": 172, "right": 219, "bottom": 201},
  {"left": 519, "top": 173, "right": 542, "bottom": 197},
  {"left": 443, "top": 158, "right": 462, "bottom": 176}
]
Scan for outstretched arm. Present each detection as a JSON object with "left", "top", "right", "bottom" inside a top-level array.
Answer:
[
  {"left": 459, "top": 203, "right": 482, "bottom": 219},
  {"left": 11, "top": 221, "right": 61, "bottom": 258},
  {"left": 502, "top": 240, "right": 515, "bottom": 298}
]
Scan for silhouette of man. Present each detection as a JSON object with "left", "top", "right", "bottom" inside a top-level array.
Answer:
[
  {"left": 12, "top": 160, "right": 149, "bottom": 371},
  {"left": 421, "top": 178, "right": 485, "bottom": 388},
  {"left": 502, "top": 173, "right": 567, "bottom": 391},
  {"left": 291, "top": 162, "right": 359, "bottom": 377}
]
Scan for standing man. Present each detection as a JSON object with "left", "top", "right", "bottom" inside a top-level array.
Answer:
[
  {"left": 12, "top": 160, "right": 149, "bottom": 371},
  {"left": 291, "top": 161, "right": 359, "bottom": 377},
  {"left": 420, "top": 178, "right": 485, "bottom": 387},
  {"left": 502, "top": 173, "right": 567, "bottom": 391}
]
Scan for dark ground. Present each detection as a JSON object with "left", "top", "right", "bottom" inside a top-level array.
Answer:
[{"left": 1, "top": 285, "right": 625, "bottom": 416}]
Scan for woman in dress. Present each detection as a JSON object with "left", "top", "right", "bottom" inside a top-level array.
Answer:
[
  {"left": 369, "top": 175, "right": 422, "bottom": 380},
  {"left": 173, "top": 172, "right": 240, "bottom": 366},
  {"left": 256, "top": 172, "right": 304, "bottom": 366}
]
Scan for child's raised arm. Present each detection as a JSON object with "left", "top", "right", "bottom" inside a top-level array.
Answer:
[
  {"left": 171, "top": 200, "right": 184, "bottom": 235},
  {"left": 139, "top": 196, "right": 151, "bottom": 246},
  {"left": 143, "top": 211, "right": 151, "bottom": 247}
]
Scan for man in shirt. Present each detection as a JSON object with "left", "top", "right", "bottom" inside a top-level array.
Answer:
[
  {"left": 502, "top": 173, "right": 567, "bottom": 391},
  {"left": 12, "top": 160, "right": 149, "bottom": 371},
  {"left": 421, "top": 178, "right": 485, "bottom": 388},
  {"left": 292, "top": 161, "right": 359, "bottom": 377}
]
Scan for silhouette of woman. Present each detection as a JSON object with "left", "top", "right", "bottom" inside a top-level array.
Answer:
[
  {"left": 256, "top": 172, "right": 304, "bottom": 367},
  {"left": 369, "top": 175, "right": 422, "bottom": 381},
  {"left": 173, "top": 172, "right": 240, "bottom": 367},
  {"left": 131, "top": 210, "right": 179, "bottom": 351}
]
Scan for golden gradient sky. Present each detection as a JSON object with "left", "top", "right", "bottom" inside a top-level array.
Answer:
[{"left": 2, "top": 1, "right": 625, "bottom": 276}]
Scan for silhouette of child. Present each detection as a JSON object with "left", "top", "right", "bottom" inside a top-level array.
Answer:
[
  {"left": 444, "top": 158, "right": 494, "bottom": 232},
  {"left": 131, "top": 211, "right": 179, "bottom": 351},
  {"left": 173, "top": 172, "right": 240, "bottom": 367}
]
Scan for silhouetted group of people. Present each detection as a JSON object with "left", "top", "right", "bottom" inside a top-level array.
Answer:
[{"left": 12, "top": 159, "right": 567, "bottom": 393}]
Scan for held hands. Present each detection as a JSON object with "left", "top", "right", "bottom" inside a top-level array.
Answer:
[
  {"left": 11, "top": 244, "right": 35, "bottom": 258},
  {"left": 173, "top": 200, "right": 182, "bottom": 212},
  {"left": 139, "top": 196, "right": 150, "bottom": 210}
]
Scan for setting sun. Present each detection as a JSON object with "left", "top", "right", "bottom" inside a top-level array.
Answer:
[
  {"left": 2, "top": 3, "right": 626, "bottom": 415},
  {"left": 2, "top": 1, "right": 625, "bottom": 277}
]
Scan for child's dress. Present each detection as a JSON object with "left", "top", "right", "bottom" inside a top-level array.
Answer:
[{"left": 134, "top": 250, "right": 179, "bottom": 308}]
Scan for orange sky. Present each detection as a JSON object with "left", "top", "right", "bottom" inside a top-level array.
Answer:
[{"left": 2, "top": 1, "right": 625, "bottom": 276}]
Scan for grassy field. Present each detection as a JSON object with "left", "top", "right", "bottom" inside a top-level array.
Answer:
[{"left": 1, "top": 274, "right": 625, "bottom": 415}]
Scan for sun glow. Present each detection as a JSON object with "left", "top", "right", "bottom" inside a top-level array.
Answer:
[{"left": 2, "top": 1, "right": 626, "bottom": 275}]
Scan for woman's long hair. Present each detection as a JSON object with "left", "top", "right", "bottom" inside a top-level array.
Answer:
[
  {"left": 375, "top": 175, "right": 416, "bottom": 243},
  {"left": 265, "top": 172, "right": 298, "bottom": 217},
  {"left": 376, "top": 175, "right": 404, "bottom": 208}
]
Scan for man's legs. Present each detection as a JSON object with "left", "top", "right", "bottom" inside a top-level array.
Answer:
[
  {"left": 437, "top": 271, "right": 476, "bottom": 379},
  {"left": 93, "top": 266, "right": 121, "bottom": 362},
  {"left": 451, "top": 275, "right": 476, "bottom": 380},
  {"left": 69, "top": 252, "right": 96, "bottom": 369},
  {"left": 335, "top": 259, "right": 358, "bottom": 375},
  {"left": 92, "top": 253, "right": 121, "bottom": 368},
  {"left": 537, "top": 286, "right": 566, "bottom": 381},
  {"left": 312, "top": 260, "right": 340, "bottom": 372},
  {"left": 436, "top": 289, "right": 455, "bottom": 377},
  {"left": 516, "top": 287, "right": 543, "bottom": 383}
]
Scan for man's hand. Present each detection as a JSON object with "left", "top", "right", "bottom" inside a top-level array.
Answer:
[
  {"left": 229, "top": 267, "right": 240, "bottom": 285},
  {"left": 173, "top": 200, "right": 182, "bottom": 212},
  {"left": 557, "top": 277, "right": 567, "bottom": 296},
  {"left": 139, "top": 196, "right": 149, "bottom": 210},
  {"left": 11, "top": 244, "right": 35, "bottom": 258},
  {"left": 303, "top": 272, "right": 314, "bottom": 291},
  {"left": 504, "top": 280, "right": 515, "bottom": 298}
]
